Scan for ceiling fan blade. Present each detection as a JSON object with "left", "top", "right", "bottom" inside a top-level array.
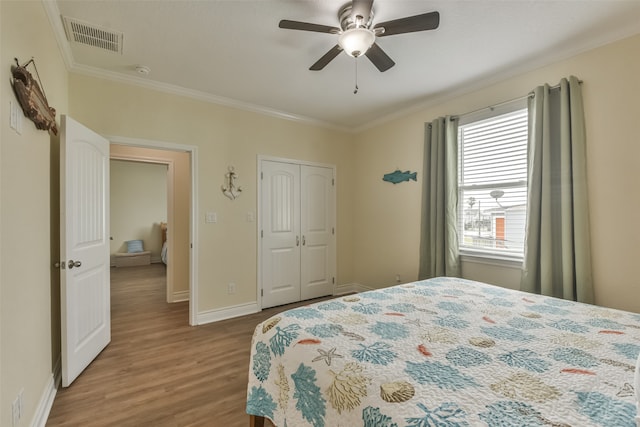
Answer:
[
  {"left": 374, "top": 11, "right": 440, "bottom": 36},
  {"left": 365, "top": 43, "right": 395, "bottom": 72},
  {"left": 309, "top": 45, "right": 343, "bottom": 71},
  {"left": 279, "top": 20, "right": 340, "bottom": 34},
  {"left": 351, "top": 0, "right": 373, "bottom": 23}
]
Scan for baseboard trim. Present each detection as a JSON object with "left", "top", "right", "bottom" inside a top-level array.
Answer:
[
  {"left": 334, "top": 282, "right": 372, "bottom": 295},
  {"left": 32, "top": 357, "right": 61, "bottom": 427},
  {"left": 171, "top": 290, "right": 190, "bottom": 303},
  {"left": 195, "top": 285, "right": 372, "bottom": 325},
  {"left": 196, "top": 302, "right": 260, "bottom": 325}
]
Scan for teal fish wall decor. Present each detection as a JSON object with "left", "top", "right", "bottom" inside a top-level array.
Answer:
[{"left": 383, "top": 170, "right": 417, "bottom": 184}]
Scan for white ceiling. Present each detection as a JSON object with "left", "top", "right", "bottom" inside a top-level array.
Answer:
[{"left": 49, "top": 0, "right": 640, "bottom": 131}]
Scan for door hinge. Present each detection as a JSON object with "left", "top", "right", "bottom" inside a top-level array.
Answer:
[
  {"left": 332, "top": 178, "right": 335, "bottom": 186},
  {"left": 261, "top": 230, "right": 263, "bottom": 238},
  {"left": 332, "top": 277, "right": 335, "bottom": 284},
  {"left": 332, "top": 227, "right": 335, "bottom": 235},
  {"left": 261, "top": 289, "right": 263, "bottom": 297},
  {"left": 261, "top": 172, "right": 263, "bottom": 180},
  {"left": 190, "top": 243, "right": 193, "bottom": 249}
]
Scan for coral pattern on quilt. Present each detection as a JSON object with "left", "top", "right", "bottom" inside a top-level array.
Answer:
[{"left": 246, "top": 277, "right": 640, "bottom": 426}]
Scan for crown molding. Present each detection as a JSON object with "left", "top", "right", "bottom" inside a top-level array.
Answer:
[
  {"left": 43, "top": 0, "right": 640, "bottom": 136},
  {"left": 42, "top": 0, "right": 75, "bottom": 70},
  {"left": 42, "top": 0, "right": 352, "bottom": 134},
  {"left": 355, "top": 24, "right": 640, "bottom": 133},
  {"left": 70, "top": 63, "right": 353, "bottom": 133}
]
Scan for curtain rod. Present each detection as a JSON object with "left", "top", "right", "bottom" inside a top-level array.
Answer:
[
  {"left": 451, "top": 94, "right": 530, "bottom": 121},
  {"left": 450, "top": 79, "right": 583, "bottom": 121},
  {"left": 531, "top": 78, "right": 583, "bottom": 94}
]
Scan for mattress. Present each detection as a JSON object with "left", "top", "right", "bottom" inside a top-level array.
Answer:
[
  {"left": 113, "top": 250, "right": 151, "bottom": 267},
  {"left": 246, "top": 277, "right": 640, "bottom": 426}
]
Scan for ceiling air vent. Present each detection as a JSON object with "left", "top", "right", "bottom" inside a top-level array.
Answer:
[{"left": 62, "top": 16, "right": 123, "bottom": 54}]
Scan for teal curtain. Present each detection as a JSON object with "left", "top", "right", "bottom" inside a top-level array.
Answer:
[
  {"left": 418, "top": 117, "right": 460, "bottom": 280},
  {"left": 521, "top": 76, "right": 594, "bottom": 303}
]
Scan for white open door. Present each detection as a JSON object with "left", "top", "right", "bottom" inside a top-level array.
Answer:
[{"left": 60, "top": 115, "right": 111, "bottom": 387}]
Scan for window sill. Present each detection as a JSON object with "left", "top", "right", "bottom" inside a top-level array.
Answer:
[{"left": 460, "top": 249, "right": 523, "bottom": 269}]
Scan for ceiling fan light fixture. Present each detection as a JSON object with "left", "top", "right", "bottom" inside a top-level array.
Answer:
[
  {"left": 338, "top": 28, "right": 375, "bottom": 57},
  {"left": 279, "top": 1, "right": 440, "bottom": 72}
]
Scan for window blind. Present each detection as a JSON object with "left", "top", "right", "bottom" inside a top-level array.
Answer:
[{"left": 458, "top": 108, "right": 528, "bottom": 257}]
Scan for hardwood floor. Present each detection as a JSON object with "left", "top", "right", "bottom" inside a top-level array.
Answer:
[{"left": 46, "top": 264, "right": 320, "bottom": 427}]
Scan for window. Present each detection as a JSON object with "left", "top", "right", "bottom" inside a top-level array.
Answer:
[{"left": 458, "top": 104, "right": 528, "bottom": 259}]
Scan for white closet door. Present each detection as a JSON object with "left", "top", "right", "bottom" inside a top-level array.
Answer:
[
  {"left": 300, "top": 165, "right": 335, "bottom": 300},
  {"left": 261, "top": 161, "right": 301, "bottom": 308}
]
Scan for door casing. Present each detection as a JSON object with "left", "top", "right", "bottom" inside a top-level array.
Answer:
[{"left": 106, "top": 135, "right": 199, "bottom": 325}]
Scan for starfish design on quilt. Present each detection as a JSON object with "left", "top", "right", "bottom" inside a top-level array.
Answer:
[
  {"left": 312, "top": 347, "right": 344, "bottom": 366},
  {"left": 617, "top": 383, "right": 634, "bottom": 397}
]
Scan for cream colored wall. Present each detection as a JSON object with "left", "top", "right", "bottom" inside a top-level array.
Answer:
[
  {"left": 353, "top": 33, "right": 640, "bottom": 313},
  {"left": 2, "top": 6, "right": 635, "bottom": 426},
  {"left": 0, "top": 2, "right": 68, "bottom": 426},
  {"left": 110, "top": 160, "right": 167, "bottom": 260},
  {"left": 110, "top": 144, "right": 191, "bottom": 296},
  {"left": 68, "top": 75, "right": 355, "bottom": 313}
]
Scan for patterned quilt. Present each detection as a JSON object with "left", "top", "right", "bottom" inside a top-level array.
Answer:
[{"left": 246, "top": 277, "right": 640, "bottom": 426}]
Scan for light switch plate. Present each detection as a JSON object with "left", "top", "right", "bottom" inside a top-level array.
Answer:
[
  {"left": 9, "top": 101, "right": 23, "bottom": 135},
  {"left": 9, "top": 100, "right": 17, "bottom": 131},
  {"left": 205, "top": 211, "right": 217, "bottom": 223},
  {"left": 16, "top": 108, "right": 22, "bottom": 135}
]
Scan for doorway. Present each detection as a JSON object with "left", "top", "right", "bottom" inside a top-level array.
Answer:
[
  {"left": 109, "top": 158, "right": 170, "bottom": 293},
  {"left": 109, "top": 138, "right": 198, "bottom": 325}
]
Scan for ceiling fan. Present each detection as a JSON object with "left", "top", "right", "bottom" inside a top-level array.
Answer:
[{"left": 279, "top": 0, "right": 440, "bottom": 72}]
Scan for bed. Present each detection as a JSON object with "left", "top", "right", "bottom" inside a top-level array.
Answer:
[
  {"left": 246, "top": 277, "right": 640, "bottom": 427},
  {"left": 160, "top": 222, "right": 168, "bottom": 264}
]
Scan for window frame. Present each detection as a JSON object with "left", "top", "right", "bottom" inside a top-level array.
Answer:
[{"left": 457, "top": 99, "right": 528, "bottom": 263}]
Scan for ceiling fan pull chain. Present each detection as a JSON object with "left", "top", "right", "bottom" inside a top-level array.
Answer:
[{"left": 354, "top": 58, "right": 359, "bottom": 94}]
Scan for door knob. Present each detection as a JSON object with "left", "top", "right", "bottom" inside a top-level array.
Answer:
[{"left": 68, "top": 260, "right": 82, "bottom": 269}]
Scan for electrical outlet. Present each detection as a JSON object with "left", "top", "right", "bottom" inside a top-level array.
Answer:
[
  {"left": 228, "top": 282, "right": 237, "bottom": 294},
  {"left": 395, "top": 274, "right": 401, "bottom": 283}
]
